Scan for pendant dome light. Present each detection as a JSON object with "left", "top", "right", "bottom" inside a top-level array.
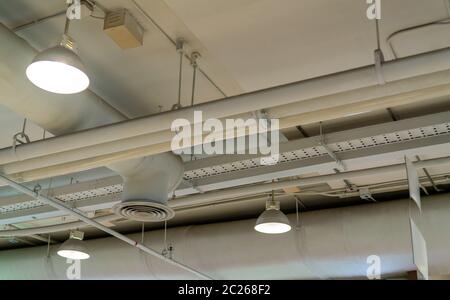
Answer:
[
  {"left": 255, "top": 191, "right": 292, "bottom": 234},
  {"left": 57, "top": 230, "right": 90, "bottom": 260},
  {"left": 26, "top": 13, "right": 89, "bottom": 94}
]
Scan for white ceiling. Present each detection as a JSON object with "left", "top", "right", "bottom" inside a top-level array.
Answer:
[{"left": 1, "top": 0, "right": 449, "bottom": 120}]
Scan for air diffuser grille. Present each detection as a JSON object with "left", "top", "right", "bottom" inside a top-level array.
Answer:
[{"left": 112, "top": 201, "right": 175, "bottom": 222}]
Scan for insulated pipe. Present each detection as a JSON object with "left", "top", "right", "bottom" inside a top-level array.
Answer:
[
  {"left": 2, "top": 82, "right": 450, "bottom": 178},
  {"left": 169, "top": 156, "right": 450, "bottom": 207},
  {"left": 1, "top": 193, "right": 450, "bottom": 279},
  {"left": 0, "top": 173, "right": 212, "bottom": 280},
  {"left": 267, "top": 69, "right": 450, "bottom": 118},
  {"left": 2, "top": 19, "right": 450, "bottom": 165},
  {"left": 1, "top": 74, "right": 450, "bottom": 175}
]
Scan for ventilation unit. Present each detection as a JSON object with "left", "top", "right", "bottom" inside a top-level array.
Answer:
[
  {"left": 110, "top": 153, "right": 184, "bottom": 222},
  {"left": 103, "top": 9, "right": 144, "bottom": 49}
]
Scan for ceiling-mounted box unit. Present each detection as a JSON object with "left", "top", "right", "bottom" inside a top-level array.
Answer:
[{"left": 103, "top": 9, "right": 144, "bottom": 49}]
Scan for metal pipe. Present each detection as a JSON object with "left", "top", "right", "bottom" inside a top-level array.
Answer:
[
  {"left": 0, "top": 76, "right": 449, "bottom": 175},
  {"left": 169, "top": 156, "right": 450, "bottom": 207},
  {"left": 0, "top": 173, "right": 212, "bottom": 280},
  {"left": 267, "top": 69, "right": 450, "bottom": 118}
]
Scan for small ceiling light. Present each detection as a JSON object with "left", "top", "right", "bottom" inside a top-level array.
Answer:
[
  {"left": 26, "top": 12, "right": 90, "bottom": 94},
  {"left": 57, "top": 230, "right": 90, "bottom": 260},
  {"left": 255, "top": 191, "right": 292, "bottom": 234}
]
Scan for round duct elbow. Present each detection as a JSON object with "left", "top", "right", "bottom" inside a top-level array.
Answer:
[{"left": 110, "top": 153, "right": 184, "bottom": 222}]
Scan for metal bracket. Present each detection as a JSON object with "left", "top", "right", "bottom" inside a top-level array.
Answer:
[
  {"left": 321, "top": 142, "right": 346, "bottom": 171},
  {"left": 319, "top": 123, "right": 346, "bottom": 171},
  {"left": 162, "top": 244, "right": 173, "bottom": 259},
  {"left": 175, "top": 38, "right": 184, "bottom": 53},
  {"left": 12, "top": 132, "right": 30, "bottom": 147},
  {"left": 333, "top": 168, "right": 357, "bottom": 192},
  {"left": 415, "top": 155, "right": 443, "bottom": 192},
  {"left": 182, "top": 179, "right": 204, "bottom": 194},
  {"left": 191, "top": 51, "right": 201, "bottom": 67},
  {"left": 33, "top": 184, "right": 42, "bottom": 196},
  {"left": 253, "top": 110, "right": 271, "bottom": 135}
]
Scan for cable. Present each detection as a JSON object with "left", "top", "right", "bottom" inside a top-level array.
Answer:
[
  {"left": 191, "top": 53, "right": 200, "bottom": 107},
  {"left": 375, "top": 18, "right": 381, "bottom": 50},
  {"left": 21, "top": 119, "right": 27, "bottom": 134},
  {"left": 386, "top": 18, "right": 450, "bottom": 59}
]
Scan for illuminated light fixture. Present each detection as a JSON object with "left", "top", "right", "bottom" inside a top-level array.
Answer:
[
  {"left": 255, "top": 191, "right": 292, "bottom": 234},
  {"left": 26, "top": 9, "right": 90, "bottom": 94},
  {"left": 57, "top": 230, "right": 90, "bottom": 260}
]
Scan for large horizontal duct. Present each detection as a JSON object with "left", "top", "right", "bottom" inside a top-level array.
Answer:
[
  {"left": 1, "top": 193, "right": 450, "bottom": 280},
  {"left": 0, "top": 23, "right": 183, "bottom": 222}
]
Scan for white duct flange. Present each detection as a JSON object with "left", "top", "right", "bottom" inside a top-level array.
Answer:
[{"left": 109, "top": 153, "right": 184, "bottom": 222}]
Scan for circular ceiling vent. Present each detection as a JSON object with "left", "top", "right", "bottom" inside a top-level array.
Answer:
[{"left": 112, "top": 201, "right": 175, "bottom": 222}]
